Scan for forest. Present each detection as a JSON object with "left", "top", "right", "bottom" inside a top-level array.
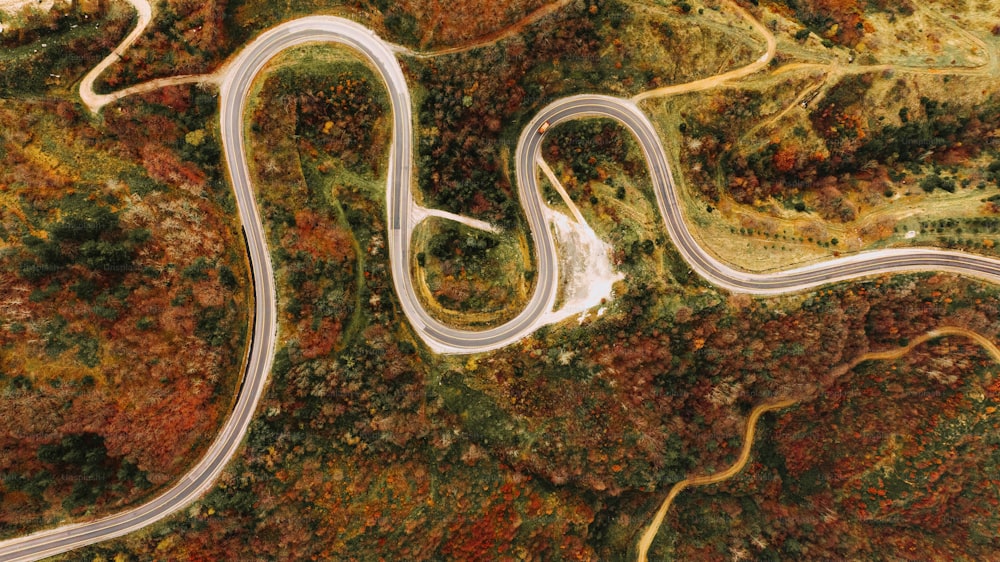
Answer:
[
  {"left": 1, "top": 0, "right": 997, "bottom": 558},
  {"left": 663, "top": 336, "right": 1000, "bottom": 559},
  {"left": 0, "top": 80, "right": 248, "bottom": 536},
  {"left": 63, "top": 26, "right": 1000, "bottom": 562}
]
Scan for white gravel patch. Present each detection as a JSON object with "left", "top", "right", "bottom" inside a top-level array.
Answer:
[
  {"left": 534, "top": 156, "right": 622, "bottom": 325},
  {"left": 541, "top": 207, "right": 623, "bottom": 325}
]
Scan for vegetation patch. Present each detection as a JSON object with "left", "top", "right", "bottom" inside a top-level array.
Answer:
[
  {"left": 0, "top": 0, "right": 133, "bottom": 97},
  {"left": 414, "top": 218, "right": 532, "bottom": 327},
  {"left": 663, "top": 336, "right": 1000, "bottom": 559},
  {"left": 409, "top": 0, "right": 763, "bottom": 226},
  {"left": 0, "top": 88, "right": 247, "bottom": 536}
]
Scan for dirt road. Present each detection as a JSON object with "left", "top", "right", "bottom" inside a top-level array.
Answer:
[
  {"left": 635, "top": 398, "right": 797, "bottom": 562},
  {"left": 632, "top": 0, "right": 777, "bottom": 102},
  {"left": 636, "top": 326, "right": 1000, "bottom": 561}
]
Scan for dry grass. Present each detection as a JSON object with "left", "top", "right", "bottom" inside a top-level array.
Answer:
[
  {"left": 0, "top": 0, "right": 54, "bottom": 16},
  {"left": 395, "top": 0, "right": 548, "bottom": 47},
  {"left": 640, "top": 0, "right": 1000, "bottom": 272}
]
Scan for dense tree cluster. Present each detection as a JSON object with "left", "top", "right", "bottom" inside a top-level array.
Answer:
[
  {"left": 24, "top": 433, "right": 148, "bottom": 515},
  {"left": 544, "top": 120, "right": 636, "bottom": 183},
  {"left": 767, "top": 0, "right": 912, "bottom": 48},
  {"left": 294, "top": 72, "right": 386, "bottom": 176},
  {"left": 664, "top": 336, "right": 999, "bottom": 559},
  {"left": 412, "top": 0, "right": 635, "bottom": 227},
  {"left": 0, "top": 90, "right": 247, "bottom": 536},
  {"left": 18, "top": 195, "right": 146, "bottom": 281}
]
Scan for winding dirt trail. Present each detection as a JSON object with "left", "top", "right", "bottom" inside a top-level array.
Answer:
[
  {"left": 78, "top": 0, "right": 220, "bottom": 113},
  {"left": 635, "top": 398, "right": 797, "bottom": 562},
  {"left": 636, "top": 326, "right": 1000, "bottom": 561},
  {"left": 632, "top": 0, "right": 776, "bottom": 102},
  {"left": 391, "top": 0, "right": 573, "bottom": 58}
]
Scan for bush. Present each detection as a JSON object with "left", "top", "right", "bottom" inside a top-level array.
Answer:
[
  {"left": 384, "top": 11, "right": 420, "bottom": 44},
  {"left": 37, "top": 433, "right": 107, "bottom": 471},
  {"left": 118, "top": 170, "right": 164, "bottom": 196},
  {"left": 195, "top": 306, "right": 228, "bottom": 347},
  {"left": 219, "top": 265, "right": 239, "bottom": 289},
  {"left": 71, "top": 278, "right": 99, "bottom": 300},
  {"left": 74, "top": 334, "right": 100, "bottom": 367},
  {"left": 987, "top": 160, "right": 1000, "bottom": 185},
  {"left": 183, "top": 257, "right": 211, "bottom": 281},
  {"left": 920, "top": 174, "right": 956, "bottom": 193}
]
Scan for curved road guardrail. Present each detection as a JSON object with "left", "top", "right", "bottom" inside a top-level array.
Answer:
[{"left": 5, "top": 12, "right": 1000, "bottom": 562}]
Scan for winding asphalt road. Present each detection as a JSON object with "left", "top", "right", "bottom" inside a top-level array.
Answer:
[
  {"left": 5, "top": 11, "right": 1000, "bottom": 562},
  {"left": 527, "top": 96, "right": 1000, "bottom": 296}
]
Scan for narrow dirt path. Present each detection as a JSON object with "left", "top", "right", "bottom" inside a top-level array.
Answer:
[
  {"left": 411, "top": 205, "right": 500, "bottom": 233},
  {"left": 79, "top": 0, "right": 152, "bottom": 112},
  {"left": 636, "top": 326, "right": 1000, "bottom": 561},
  {"left": 537, "top": 156, "right": 586, "bottom": 225},
  {"left": 632, "top": 0, "right": 776, "bottom": 102},
  {"left": 636, "top": 397, "right": 797, "bottom": 562},
  {"left": 79, "top": 0, "right": 221, "bottom": 113},
  {"left": 736, "top": 72, "right": 828, "bottom": 146},
  {"left": 391, "top": 0, "right": 573, "bottom": 58}
]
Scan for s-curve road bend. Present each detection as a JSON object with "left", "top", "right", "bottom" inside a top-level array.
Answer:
[
  {"left": 525, "top": 95, "right": 1000, "bottom": 295},
  {"left": 0, "top": 15, "right": 557, "bottom": 562}
]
